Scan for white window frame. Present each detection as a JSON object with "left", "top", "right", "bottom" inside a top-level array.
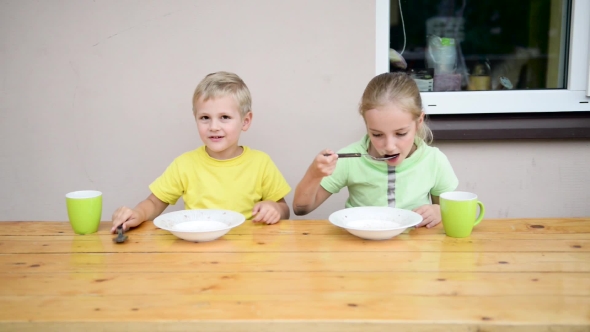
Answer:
[{"left": 376, "top": 0, "right": 590, "bottom": 115}]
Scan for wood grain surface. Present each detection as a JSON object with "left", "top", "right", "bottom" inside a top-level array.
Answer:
[{"left": 1, "top": 218, "right": 589, "bottom": 331}]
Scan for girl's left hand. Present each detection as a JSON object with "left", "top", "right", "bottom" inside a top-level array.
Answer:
[{"left": 413, "top": 204, "right": 441, "bottom": 228}]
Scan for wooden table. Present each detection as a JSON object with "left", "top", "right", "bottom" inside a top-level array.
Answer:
[{"left": 1, "top": 218, "right": 589, "bottom": 331}]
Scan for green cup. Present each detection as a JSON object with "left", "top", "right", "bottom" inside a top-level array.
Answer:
[
  {"left": 66, "top": 190, "right": 102, "bottom": 234},
  {"left": 440, "top": 191, "right": 485, "bottom": 238}
]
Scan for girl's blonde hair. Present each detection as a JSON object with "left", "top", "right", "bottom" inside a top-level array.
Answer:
[
  {"left": 192, "top": 71, "right": 252, "bottom": 117},
  {"left": 359, "top": 72, "right": 433, "bottom": 144}
]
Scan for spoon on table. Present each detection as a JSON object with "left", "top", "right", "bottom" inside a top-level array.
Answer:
[
  {"left": 323, "top": 152, "right": 396, "bottom": 161},
  {"left": 112, "top": 224, "right": 128, "bottom": 244}
]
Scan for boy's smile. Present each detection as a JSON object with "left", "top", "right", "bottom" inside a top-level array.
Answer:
[{"left": 194, "top": 96, "right": 252, "bottom": 160}]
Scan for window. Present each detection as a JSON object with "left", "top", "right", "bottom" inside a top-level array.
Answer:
[{"left": 375, "top": 0, "right": 590, "bottom": 139}]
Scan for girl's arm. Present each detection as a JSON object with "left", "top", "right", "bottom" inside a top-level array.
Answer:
[
  {"left": 293, "top": 149, "right": 338, "bottom": 215},
  {"left": 431, "top": 195, "right": 440, "bottom": 205},
  {"left": 293, "top": 171, "right": 333, "bottom": 216},
  {"left": 413, "top": 195, "right": 441, "bottom": 228}
]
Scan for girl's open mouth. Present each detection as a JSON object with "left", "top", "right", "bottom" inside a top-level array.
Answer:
[{"left": 384, "top": 153, "right": 400, "bottom": 163}]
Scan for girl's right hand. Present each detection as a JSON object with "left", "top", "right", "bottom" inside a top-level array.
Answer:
[
  {"left": 111, "top": 206, "right": 144, "bottom": 233},
  {"left": 309, "top": 149, "right": 339, "bottom": 178}
]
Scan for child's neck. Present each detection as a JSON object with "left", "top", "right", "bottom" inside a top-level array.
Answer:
[
  {"left": 407, "top": 143, "right": 418, "bottom": 158},
  {"left": 205, "top": 146, "right": 244, "bottom": 160}
]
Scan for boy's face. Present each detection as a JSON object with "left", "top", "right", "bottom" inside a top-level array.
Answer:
[
  {"left": 363, "top": 103, "right": 423, "bottom": 166},
  {"left": 194, "top": 96, "right": 252, "bottom": 160}
]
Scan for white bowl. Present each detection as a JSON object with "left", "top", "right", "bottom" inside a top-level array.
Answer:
[
  {"left": 328, "top": 206, "right": 423, "bottom": 240},
  {"left": 153, "top": 209, "right": 245, "bottom": 242}
]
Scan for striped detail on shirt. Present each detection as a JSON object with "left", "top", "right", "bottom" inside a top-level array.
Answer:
[{"left": 387, "top": 166, "right": 396, "bottom": 207}]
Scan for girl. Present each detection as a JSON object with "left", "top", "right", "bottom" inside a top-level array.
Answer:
[{"left": 292, "top": 72, "right": 458, "bottom": 228}]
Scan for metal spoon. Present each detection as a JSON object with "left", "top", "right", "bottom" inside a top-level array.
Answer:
[
  {"left": 324, "top": 153, "right": 396, "bottom": 161},
  {"left": 113, "top": 224, "right": 128, "bottom": 244}
]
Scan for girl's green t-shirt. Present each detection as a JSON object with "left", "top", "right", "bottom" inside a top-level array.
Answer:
[{"left": 321, "top": 135, "right": 458, "bottom": 210}]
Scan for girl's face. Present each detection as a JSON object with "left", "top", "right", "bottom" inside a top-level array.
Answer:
[
  {"left": 363, "top": 103, "right": 423, "bottom": 166},
  {"left": 194, "top": 96, "right": 252, "bottom": 160}
]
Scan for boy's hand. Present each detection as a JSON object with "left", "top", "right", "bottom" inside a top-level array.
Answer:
[
  {"left": 310, "top": 149, "right": 338, "bottom": 178},
  {"left": 111, "top": 206, "right": 144, "bottom": 233},
  {"left": 252, "top": 201, "right": 282, "bottom": 225},
  {"left": 413, "top": 204, "right": 441, "bottom": 229}
]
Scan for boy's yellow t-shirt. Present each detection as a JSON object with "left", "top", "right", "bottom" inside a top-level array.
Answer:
[{"left": 149, "top": 146, "right": 291, "bottom": 220}]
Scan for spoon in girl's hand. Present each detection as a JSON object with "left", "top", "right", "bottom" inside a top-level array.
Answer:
[{"left": 323, "top": 153, "right": 396, "bottom": 161}]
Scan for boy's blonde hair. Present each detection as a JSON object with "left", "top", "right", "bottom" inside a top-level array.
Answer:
[
  {"left": 359, "top": 72, "right": 433, "bottom": 144},
  {"left": 192, "top": 71, "right": 252, "bottom": 117}
]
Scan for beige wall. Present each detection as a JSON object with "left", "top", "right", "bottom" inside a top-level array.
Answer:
[{"left": 1, "top": 0, "right": 589, "bottom": 221}]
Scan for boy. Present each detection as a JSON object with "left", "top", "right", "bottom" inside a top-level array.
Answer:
[{"left": 112, "top": 72, "right": 291, "bottom": 232}]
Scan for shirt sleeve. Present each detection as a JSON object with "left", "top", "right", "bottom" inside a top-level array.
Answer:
[
  {"left": 261, "top": 157, "right": 292, "bottom": 202},
  {"left": 320, "top": 158, "right": 349, "bottom": 194},
  {"left": 149, "top": 159, "right": 184, "bottom": 205},
  {"left": 430, "top": 151, "right": 459, "bottom": 196}
]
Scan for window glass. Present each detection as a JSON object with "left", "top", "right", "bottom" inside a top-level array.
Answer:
[{"left": 389, "top": 0, "right": 570, "bottom": 92}]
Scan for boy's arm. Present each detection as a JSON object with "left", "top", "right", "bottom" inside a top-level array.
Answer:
[
  {"left": 252, "top": 198, "right": 290, "bottom": 224},
  {"left": 275, "top": 198, "right": 290, "bottom": 220},
  {"left": 136, "top": 194, "right": 169, "bottom": 221},
  {"left": 111, "top": 193, "right": 168, "bottom": 233}
]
